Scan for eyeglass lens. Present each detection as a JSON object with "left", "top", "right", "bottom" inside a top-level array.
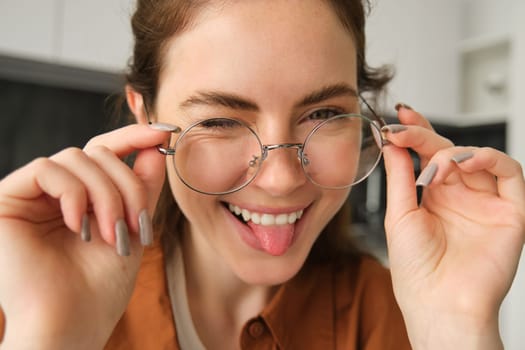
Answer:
[{"left": 172, "top": 115, "right": 382, "bottom": 195}]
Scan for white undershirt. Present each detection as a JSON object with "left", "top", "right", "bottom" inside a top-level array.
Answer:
[{"left": 165, "top": 242, "right": 207, "bottom": 350}]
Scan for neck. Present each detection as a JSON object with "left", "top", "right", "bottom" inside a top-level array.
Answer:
[{"left": 179, "top": 226, "right": 277, "bottom": 347}]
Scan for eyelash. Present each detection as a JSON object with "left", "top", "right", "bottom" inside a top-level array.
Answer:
[
  {"left": 200, "top": 118, "right": 239, "bottom": 129},
  {"left": 191, "top": 107, "right": 349, "bottom": 130},
  {"left": 304, "top": 107, "right": 346, "bottom": 122}
]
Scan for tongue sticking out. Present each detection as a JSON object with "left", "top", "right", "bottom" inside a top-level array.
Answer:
[{"left": 247, "top": 222, "right": 295, "bottom": 256}]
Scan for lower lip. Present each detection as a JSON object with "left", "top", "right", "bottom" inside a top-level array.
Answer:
[{"left": 222, "top": 205, "right": 307, "bottom": 256}]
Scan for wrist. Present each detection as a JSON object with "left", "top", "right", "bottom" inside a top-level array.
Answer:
[
  {"left": 1, "top": 316, "right": 111, "bottom": 350},
  {"left": 403, "top": 311, "right": 503, "bottom": 350}
]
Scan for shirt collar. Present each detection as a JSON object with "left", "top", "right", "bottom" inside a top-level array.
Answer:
[{"left": 261, "top": 262, "right": 335, "bottom": 349}]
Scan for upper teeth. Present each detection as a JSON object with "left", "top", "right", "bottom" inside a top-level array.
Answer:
[{"left": 228, "top": 204, "right": 303, "bottom": 226}]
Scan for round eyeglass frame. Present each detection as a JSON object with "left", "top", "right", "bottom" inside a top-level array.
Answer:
[{"left": 153, "top": 113, "right": 387, "bottom": 195}]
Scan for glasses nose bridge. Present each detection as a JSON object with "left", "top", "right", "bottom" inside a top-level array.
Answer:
[{"left": 261, "top": 143, "right": 304, "bottom": 162}]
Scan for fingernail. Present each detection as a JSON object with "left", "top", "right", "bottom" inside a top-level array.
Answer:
[
  {"left": 115, "top": 219, "right": 131, "bottom": 256},
  {"left": 149, "top": 122, "right": 181, "bottom": 133},
  {"left": 416, "top": 163, "right": 438, "bottom": 187},
  {"left": 81, "top": 214, "right": 91, "bottom": 242},
  {"left": 395, "top": 103, "right": 413, "bottom": 111},
  {"left": 381, "top": 124, "right": 408, "bottom": 134},
  {"left": 451, "top": 151, "right": 474, "bottom": 164},
  {"left": 139, "top": 210, "right": 153, "bottom": 246}
]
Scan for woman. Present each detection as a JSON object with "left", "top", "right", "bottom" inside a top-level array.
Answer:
[{"left": 1, "top": 0, "right": 524, "bottom": 349}]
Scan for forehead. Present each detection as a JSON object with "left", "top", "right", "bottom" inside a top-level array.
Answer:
[{"left": 157, "top": 0, "right": 357, "bottom": 109}]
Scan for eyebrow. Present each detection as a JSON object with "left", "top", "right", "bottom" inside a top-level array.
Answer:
[
  {"left": 180, "top": 91, "right": 259, "bottom": 111},
  {"left": 295, "top": 83, "right": 358, "bottom": 108},
  {"left": 179, "top": 83, "right": 358, "bottom": 111}
]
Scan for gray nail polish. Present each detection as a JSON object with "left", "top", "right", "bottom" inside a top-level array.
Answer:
[
  {"left": 382, "top": 139, "right": 392, "bottom": 146},
  {"left": 416, "top": 163, "right": 438, "bottom": 187},
  {"left": 139, "top": 210, "right": 153, "bottom": 246},
  {"left": 149, "top": 122, "right": 181, "bottom": 133},
  {"left": 451, "top": 151, "right": 474, "bottom": 164},
  {"left": 115, "top": 220, "right": 131, "bottom": 256},
  {"left": 81, "top": 214, "right": 91, "bottom": 242},
  {"left": 395, "top": 103, "right": 413, "bottom": 111},
  {"left": 381, "top": 124, "right": 408, "bottom": 134}
]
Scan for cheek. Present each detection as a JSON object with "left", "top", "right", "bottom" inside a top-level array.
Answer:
[
  {"left": 165, "top": 160, "right": 218, "bottom": 224},
  {"left": 317, "top": 189, "right": 351, "bottom": 225}
]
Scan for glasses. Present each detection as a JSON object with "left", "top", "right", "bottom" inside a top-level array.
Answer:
[{"left": 153, "top": 109, "right": 386, "bottom": 195}]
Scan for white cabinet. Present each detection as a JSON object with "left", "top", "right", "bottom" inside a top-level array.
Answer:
[
  {"left": 457, "top": 0, "right": 515, "bottom": 123},
  {"left": 458, "top": 34, "right": 510, "bottom": 120},
  {"left": 0, "top": 0, "right": 133, "bottom": 72},
  {"left": 0, "top": 0, "right": 59, "bottom": 62}
]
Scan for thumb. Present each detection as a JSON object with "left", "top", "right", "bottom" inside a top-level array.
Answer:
[
  {"left": 382, "top": 144, "right": 418, "bottom": 233},
  {"left": 132, "top": 147, "right": 167, "bottom": 214}
]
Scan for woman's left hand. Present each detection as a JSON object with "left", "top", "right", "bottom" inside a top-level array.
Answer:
[{"left": 382, "top": 105, "right": 525, "bottom": 349}]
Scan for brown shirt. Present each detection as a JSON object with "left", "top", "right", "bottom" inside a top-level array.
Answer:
[
  {"left": 105, "top": 240, "right": 411, "bottom": 349},
  {"left": 0, "top": 241, "right": 411, "bottom": 349}
]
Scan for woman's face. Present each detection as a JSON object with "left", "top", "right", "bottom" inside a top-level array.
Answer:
[{"left": 155, "top": 0, "right": 358, "bottom": 285}]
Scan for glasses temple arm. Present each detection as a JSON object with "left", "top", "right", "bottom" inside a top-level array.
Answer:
[{"left": 358, "top": 94, "right": 386, "bottom": 128}]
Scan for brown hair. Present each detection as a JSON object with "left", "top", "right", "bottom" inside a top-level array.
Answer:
[{"left": 126, "top": 0, "right": 393, "bottom": 263}]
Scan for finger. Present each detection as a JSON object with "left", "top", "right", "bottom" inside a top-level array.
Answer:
[
  {"left": 0, "top": 158, "right": 87, "bottom": 234},
  {"left": 51, "top": 148, "right": 127, "bottom": 247},
  {"left": 85, "top": 124, "right": 169, "bottom": 212},
  {"left": 382, "top": 143, "right": 419, "bottom": 230},
  {"left": 85, "top": 146, "right": 161, "bottom": 246},
  {"left": 84, "top": 146, "right": 148, "bottom": 234},
  {"left": 453, "top": 148, "right": 525, "bottom": 206},
  {"left": 395, "top": 103, "right": 434, "bottom": 130},
  {"left": 382, "top": 124, "right": 454, "bottom": 168},
  {"left": 416, "top": 147, "right": 498, "bottom": 194},
  {"left": 84, "top": 124, "right": 170, "bottom": 159}
]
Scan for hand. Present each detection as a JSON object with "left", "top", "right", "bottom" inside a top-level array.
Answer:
[
  {"left": 382, "top": 106, "right": 525, "bottom": 349},
  {"left": 0, "top": 125, "right": 169, "bottom": 349}
]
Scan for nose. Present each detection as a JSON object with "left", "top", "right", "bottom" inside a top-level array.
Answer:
[{"left": 251, "top": 143, "right": 307, "bottom": 196}]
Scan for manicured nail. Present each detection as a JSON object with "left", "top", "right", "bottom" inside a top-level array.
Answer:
[
  {"left": 81, "top": 214, "right": 91, "bottom": 242},
  {"left": 381, "top": 124, "right": 408, "bottom": 134},
  {"left": 395, "top": 103, "right": 413, "bottom": 111},
  {"left": 451, "top": 151, "right": 474, "bottom": 164},
  {"left": 115, "top": 219, "right": 131, "bottom": 256},
  {"left": 149, "top": 122, "right": 181, "bottom": 133},
  {"left": 139, "top": 210, "right": 153, "bottom": 246},
  {"left": 416, "top": 163, "right": 438, "bottom": 187}
]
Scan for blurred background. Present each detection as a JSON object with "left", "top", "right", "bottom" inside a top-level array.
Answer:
[{"left": 0, "top": 0, "right": 523, "bottom": 347}]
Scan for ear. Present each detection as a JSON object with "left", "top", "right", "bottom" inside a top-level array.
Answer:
[{"left": 125, "top": 85, "right": 150, "bottom": 125}]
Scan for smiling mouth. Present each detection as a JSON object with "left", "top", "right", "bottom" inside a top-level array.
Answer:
[{"left": 225, "top": 203, "right": 304, "bottom": 226}]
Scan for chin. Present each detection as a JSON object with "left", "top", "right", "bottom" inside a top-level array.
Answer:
[{"left": 230, "top": 249, "right": 311, "bottom": 286}]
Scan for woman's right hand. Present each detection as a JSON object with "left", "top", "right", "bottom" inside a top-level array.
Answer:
[{"left": 0, "top": 124, "right": 170, "bottom": 349}]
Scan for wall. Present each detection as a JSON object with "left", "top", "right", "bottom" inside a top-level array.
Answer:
[
  {"left": 365, "top": 0, "right": 461, "bottom": 119},
  {"left": 504, "top": 1, "right": 525, "bottom": 349},
  {"left": 0, "top": 0, "right": 133, "bottom": 72}
]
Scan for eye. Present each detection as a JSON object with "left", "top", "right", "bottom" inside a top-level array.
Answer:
[
  {"left": 305, "top": 108, "right": 343, "bottom": 121},
  {"left": 199, "top": 118, "right": 241, "bottom": 129}
]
